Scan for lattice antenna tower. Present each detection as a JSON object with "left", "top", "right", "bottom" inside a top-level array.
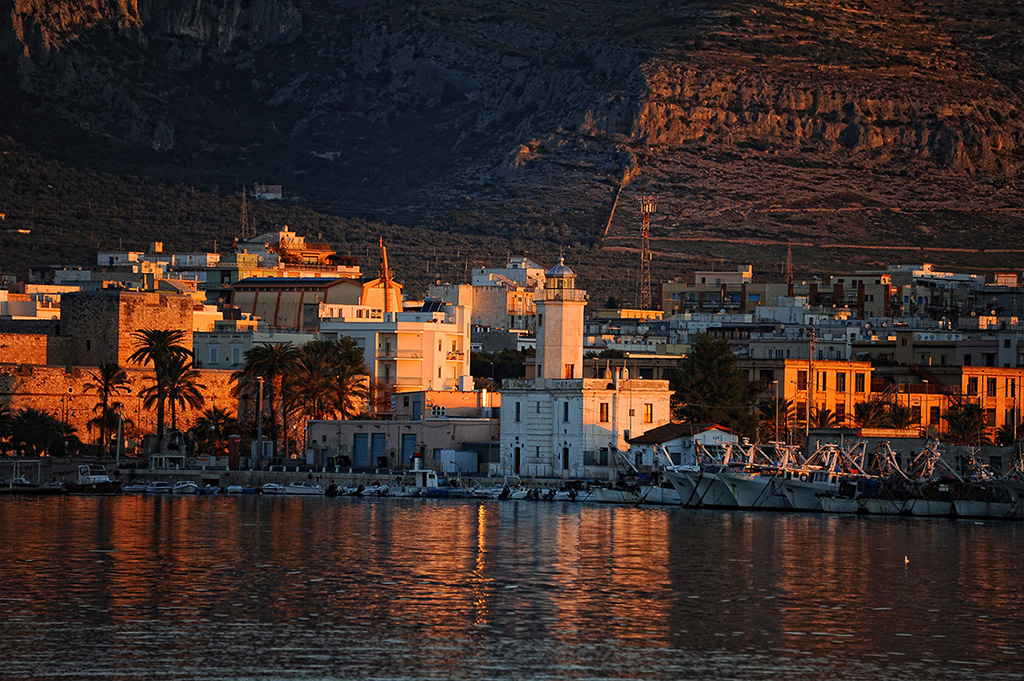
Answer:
[{"left": 638, "top": 195, "right": 658, "bottom": 309}]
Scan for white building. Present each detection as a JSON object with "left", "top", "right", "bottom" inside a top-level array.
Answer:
[
  {"left": 498, "top": 259, "right": 673, "bottom": 479},
  {"left": 319, "top": 301, "right": 472, "bottom": 393},
  {"left": 625, "top": 422, "right": 739, "bottom": 469}
]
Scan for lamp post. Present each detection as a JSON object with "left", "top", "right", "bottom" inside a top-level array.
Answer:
[
  {"left": 772, "top": 380, "right": 780, "bottom": 442},
  {"left": 255, "top": 376, "right": 265, "bottom": 469}
]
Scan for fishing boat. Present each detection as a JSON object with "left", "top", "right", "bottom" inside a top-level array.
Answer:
[
  {"left": 171, "top": 480, "right": 201, "bottom": 495},
  {"left": 284, "top": 482, "right": 325, "bottom": 496},
  {"left": 0, "top": 476, "right": 66, "bottom": 495},
  {"left": 66, "top": 464, "right": 120, "bottom": 495}
]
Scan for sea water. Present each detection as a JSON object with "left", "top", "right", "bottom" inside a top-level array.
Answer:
[{"left": 1, "top": 495, "right": 1022, "bottom": 680}]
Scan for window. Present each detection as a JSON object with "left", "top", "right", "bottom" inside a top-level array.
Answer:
[
  {"left": 817, "top": 372, "right": 828, "bottom": 391},
  {"left": 514, "top": 402, "right": 521, "bottom": 423},
  {"left": 1012, "top": 379, "right": 1017, "bottom": 399},
  {"left": 987, "top": 377, "right": 997, "bottom": 398},
  {"left": 537, "top": 314, "right": 543, "bottom": 327},
  {"left": 563, "top": 401, "right": 570, "bottom": 423},
  {"left": 855, "top": 373, "right": 865, "bottom": 393},
  {"left": 797, "top": 371, "right": 808, "bottom": 391},
  {"left": 836, "top": 403, "right": 845, "bottom": 422},
  {"left": 836, "top": 373, "right": 846, "bottom": 392},
  {"left": 1005, "top": 339, "right": 1012, "bottom": 348},
  {"left": 643, "top": 403, "right": 653, "bottom": 423},
  {"left": 911, "top": 406, "right": 921, "bottom": 423},
  {"left": 209, "top": 344, "right": 220, "bottom": 365},
  {"left": 231, "top": 345, "right": 242, "bottom": 365},
  {"left": 964, "top": 354, "right": 972, "bottom": 366},
  {"left": 599, "top": 403, "right": 609, "bottom": 422},
  {"left": 986, "top": 409, "right": 996, "bottom": 427},
  {"left": 564, "top": 363, "right": 574, "bottom": 379},
  {"left": 967, "top": 377, "right": 978, "bottom": 397},
  {"left": 930, "top": 405, "right": 941, "bottom": 424}
]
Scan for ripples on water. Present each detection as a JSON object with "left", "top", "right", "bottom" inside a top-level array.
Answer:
[{"left": 1, "top": 496, "right": 1022, "bottom": 680}]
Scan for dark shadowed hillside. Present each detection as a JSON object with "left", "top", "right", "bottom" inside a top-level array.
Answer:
[{"left": 2, "top": 0, "right": 1024, "bottom": 301}]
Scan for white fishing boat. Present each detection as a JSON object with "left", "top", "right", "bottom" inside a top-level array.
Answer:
[
  {"left": 172, "top": 480, "right": 200, "bottom": 495},
  {"left": 284, "top": 482, "right": 326, "bottom": 496},
  {"left": 122, "top": 481, "right": 149, "bottom": 494},
  {"left": 67, "top": 464, "right": 120, "bottom": 495}
]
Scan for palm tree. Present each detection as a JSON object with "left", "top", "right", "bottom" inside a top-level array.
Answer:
[
  {"left": 943, "top": 400, "right": 989, "bottom": 445},
  {"left": 887, "top": 403, "right": 915, "bottom": 430},
  {"left": 10, "top": 408, "right": 78, "bottom": 456},
  {"left": 85, "top": 362, "right": 131, "bottom": 455},
  {"left": 853, "top": 399, "right": 887, "bottom": 428},
  {"left": 193, "top": 407, "right": 239, "bottom": 457},
  {"left": 87, "top": 400, "right": 134, "bottom": 453},
  {"left": 234, "top": 342, "right": 301, "bottom": 455},
  {"left": 161, "top": 355, "right": 206, "bottom": 430},
  {"left": 758, "top": 397, "right": 794, "bottom": 442},
  {"left": 128, "top": 329, "right": 191, "bottom": 442},
  {"left": 0, "top": 404, "right": 12, "bottom": 455},
  {"left": 811, "top": 406, "right": 839, "bottom": 429}
]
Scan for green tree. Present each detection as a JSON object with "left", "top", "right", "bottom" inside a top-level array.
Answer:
[
  {"left": 853, "top": 399, "right": 887, "bottom": 428},
  {"left": 887, "top": 402, "right": 914, "bottom": 430},
  {"left": 286, "top": 338, "right": 370, "bottom": 423},
  {"left": 128, "top": 329, "right": 191, "bottom": 442},
  {"left": 943, "top": 400, "right": 989, "bottom": 445},
  {"left": 193, "top": 407, "right": 239, "bottom": 456},
  {"left": 161, "top": 355, "right": 206, "bottom": 430},
  {"left": 84, "top": 362, "right": 130, "bottom": 455},
  {"left": 666, "top": 334, "right": 762, "bottom": 435},
  {"left": 9, "top": 408, "right": 80, "bottom": 456},
  {"left": 811, "top": 406, "right": 839, "bottom": 429},
  {"left": 0, "top": 404, "right": 12, "bottom": 455},
  {"left": 234, "top": 342, "right": 302, "bottom": 455},
  {"left": 758, "top": 397, "right": 794, "bottom": 442}
]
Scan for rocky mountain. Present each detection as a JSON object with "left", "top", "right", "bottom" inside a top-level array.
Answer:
[{"left": 2, "top": 0, "right": 1024, "bottom": 295}]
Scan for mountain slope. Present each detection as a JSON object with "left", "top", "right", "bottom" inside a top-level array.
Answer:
[{"left": 2, "top": 0, "right": 1024, "bottom": 298}]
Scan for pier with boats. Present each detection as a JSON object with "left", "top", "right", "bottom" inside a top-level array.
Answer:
[{"left": 3, "top": 439, "right": 1023, "bottom": 521}]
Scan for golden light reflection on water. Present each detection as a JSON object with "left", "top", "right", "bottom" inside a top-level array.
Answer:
[{"left": 2, "top": 497, "right": 1024, "bottom": 679}]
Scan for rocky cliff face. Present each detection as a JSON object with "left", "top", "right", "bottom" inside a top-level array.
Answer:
[{"left": 2, "top": 0, "right": 1024, "bottom": 265}]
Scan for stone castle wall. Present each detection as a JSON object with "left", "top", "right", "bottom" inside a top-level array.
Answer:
[
  {"left": 0, "top": 364, "right": 237, "bottom": 449},
  {"left": 0, "top": 333, "right": 49, "bottom": 365},
  {"left": 51, "top": 291, "right": 194, "bottom": 367}
]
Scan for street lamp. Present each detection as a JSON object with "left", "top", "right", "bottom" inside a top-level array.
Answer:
[{"left": 255, "top": 375, "right": 265, "bottom": 469}]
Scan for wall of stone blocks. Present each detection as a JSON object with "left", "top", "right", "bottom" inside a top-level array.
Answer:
[
  {"left": 52, "top": 291, "right": 194, "bottom": 367},
  {"left": 0, "top": 333, "right": 49, "bottom": 365},
  {"left": 0, "top": 364, "right": 237, "bottom": 449}
]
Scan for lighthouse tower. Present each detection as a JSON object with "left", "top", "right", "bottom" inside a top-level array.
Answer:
[{"left": 535, "top": 257, "right": 587, "bottom": 381}]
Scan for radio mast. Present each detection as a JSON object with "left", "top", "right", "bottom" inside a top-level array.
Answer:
[{"left": 638, "top": 195, "right": 658, "bottom": 309}]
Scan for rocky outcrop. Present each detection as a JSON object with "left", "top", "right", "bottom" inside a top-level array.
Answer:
[{"left": 608, "top": 66, "right": 1024, "bottom": 176}]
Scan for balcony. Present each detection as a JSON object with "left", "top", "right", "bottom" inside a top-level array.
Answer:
[{"left": 376, "top": 350, "right": 423, "bottom": 359}]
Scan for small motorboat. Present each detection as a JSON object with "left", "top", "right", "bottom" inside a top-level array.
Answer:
[
  {"left": 122, "top": 481, "right": 149, "bottom": 494},
  {"left": 284, "top": 482, "right": 325, "bottom": 496},
  {"left": 145, "top": 481, "right": 172, "bottom": 494},
  {"left": 171, "top": 480, "right": 200, "bottom": 495},
  {"left": 0, "top": 476, "right": 66, "bottom": 496},
  {"left": 198, "top": 484, "right": 221, "bottom": 495},
  {"left": 67, "top": 464, "right": 120, "bottom": 495},
  {"left": 225, "top": 485, "right": 256, "bottom": 494},
  {"left": 261, "top": 483, "right": 286, "bottom": 495}
]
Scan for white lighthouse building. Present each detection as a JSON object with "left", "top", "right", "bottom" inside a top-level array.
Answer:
[{"left": 498, "top": 259, "right": 672, "bottom": 479}]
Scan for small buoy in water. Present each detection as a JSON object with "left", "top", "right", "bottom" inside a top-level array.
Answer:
[{"left": 904, "top": 556, "right": 910, "bottom": 565}]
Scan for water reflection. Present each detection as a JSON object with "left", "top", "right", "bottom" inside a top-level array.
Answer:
[{"left": 0, "top": 497, "right": 1022, "bottom": 680}]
